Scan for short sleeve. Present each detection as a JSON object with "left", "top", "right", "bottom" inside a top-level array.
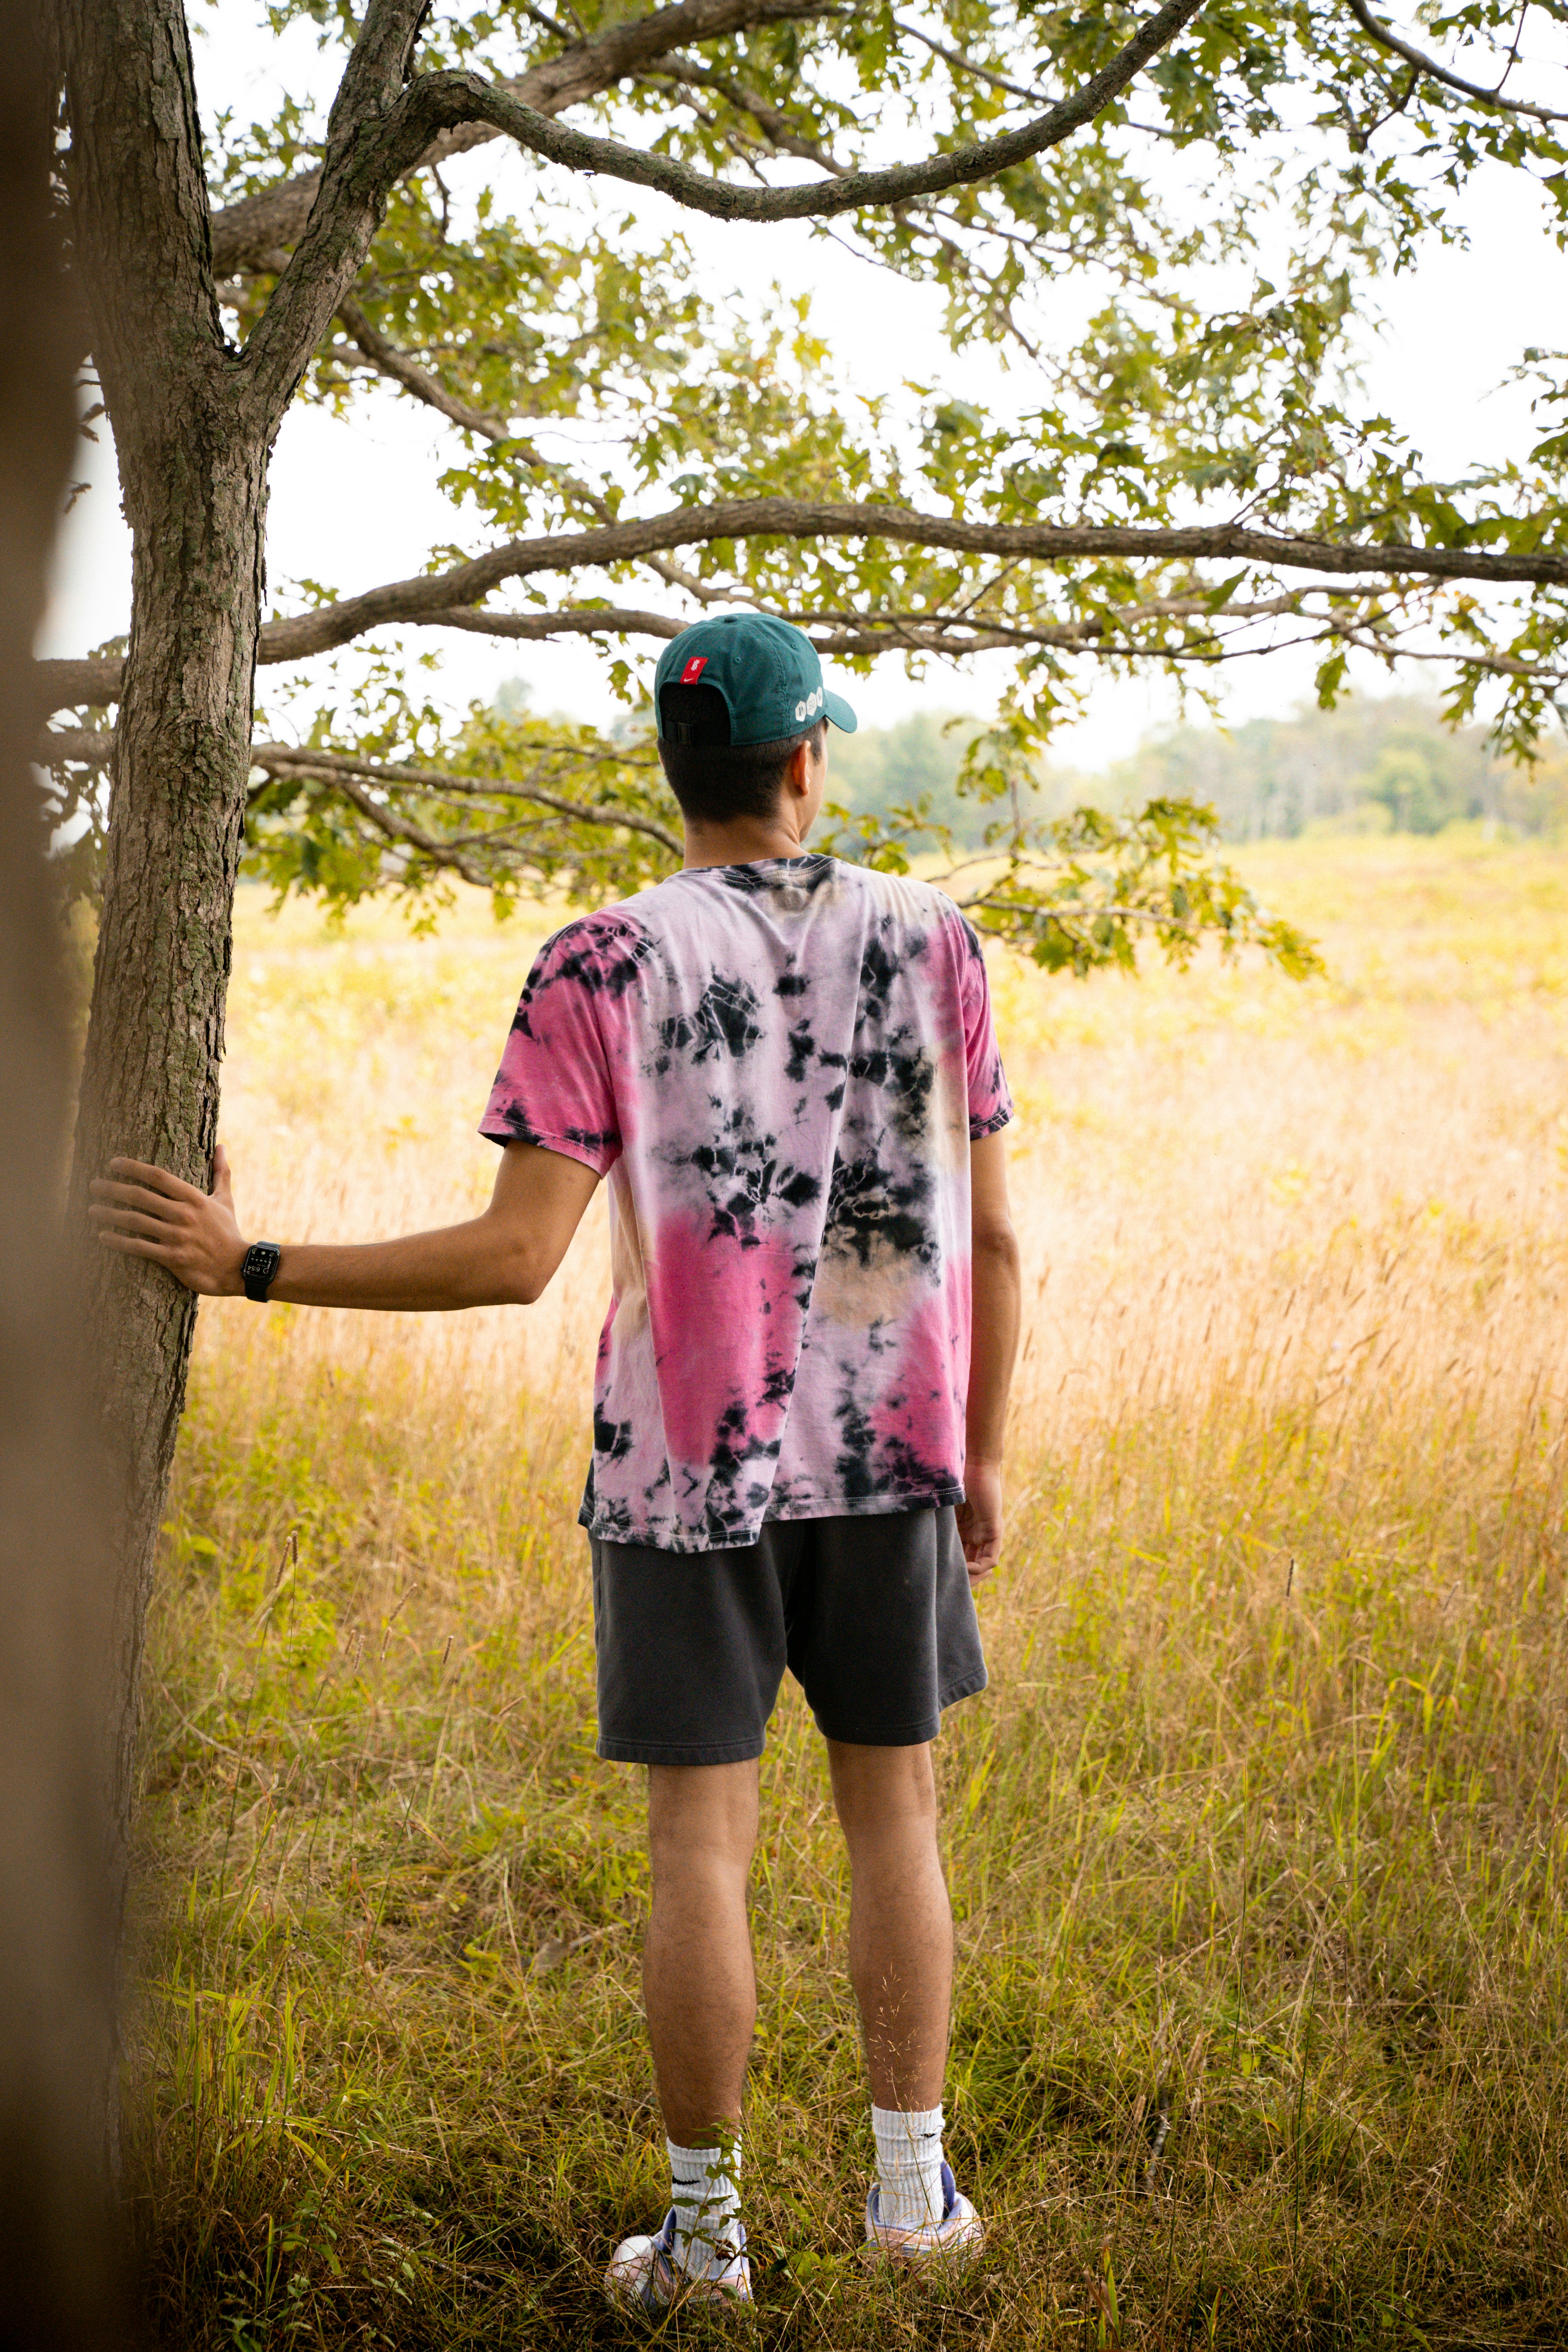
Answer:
[
  {"left": 956, "top": 918, "right": 1014, "bottom": 1141},
  {"left": 479, "top": 920, "right": 626, "bottom": 1176}
]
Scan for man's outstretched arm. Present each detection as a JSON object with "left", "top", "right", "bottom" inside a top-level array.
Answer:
[
  {"left": 89, "top": 1139, "right": 600, "bottom": 1310},
  {"left": 957, "top": 1128, "right": 1022, "bottom": 1579}
]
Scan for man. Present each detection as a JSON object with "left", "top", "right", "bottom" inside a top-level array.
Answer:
[{"left": 92, "top": 613, "right": 1022, "bottom": 2312}]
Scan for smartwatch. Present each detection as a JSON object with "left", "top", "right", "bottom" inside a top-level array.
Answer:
[{"left": 240, "top": 1242, "right": 282, "bottom": 1303}]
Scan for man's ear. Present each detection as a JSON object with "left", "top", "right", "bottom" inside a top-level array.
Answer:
[{"left": 784, "top": 736, "right": 815, "bottom": 799}]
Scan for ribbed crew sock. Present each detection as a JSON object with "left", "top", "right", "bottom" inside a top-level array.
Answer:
[
  {"left": 872, "top": 2103, "right": 947, "bottom": 2231},
  {"left": 668, "top": 2134, "right": 743, "bottom": 2278}
]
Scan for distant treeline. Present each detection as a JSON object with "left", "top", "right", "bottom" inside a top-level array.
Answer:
[
  {"left": 1100, "top": 695, "right": 1568, "bottom": 840},
  {"left": 826, "top": 711, "right": 1002, "bottom": 843},
  {"left": 823, "top": 695, "right": 1568, "bottom": 844}
]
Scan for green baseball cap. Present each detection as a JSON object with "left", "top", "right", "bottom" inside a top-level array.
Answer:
[{"left": 655, "top": 613, "right": 858, "bottom": 746}]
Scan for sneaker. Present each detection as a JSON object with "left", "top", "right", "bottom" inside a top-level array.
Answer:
[
  {"left": 604, "top": 2206, "right": 754, "bottom": 2314},
  {"left": 864, "top": 2160, "right": 985, "bottom": 2267}
]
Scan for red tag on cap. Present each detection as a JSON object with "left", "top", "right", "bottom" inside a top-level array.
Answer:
[{"left": 680, "top": 655, "right": 709, "bottom": 683}]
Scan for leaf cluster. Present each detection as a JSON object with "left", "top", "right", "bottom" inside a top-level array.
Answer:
[{"left": 61, "top": 1, "right": 1568, "bottom": 968}]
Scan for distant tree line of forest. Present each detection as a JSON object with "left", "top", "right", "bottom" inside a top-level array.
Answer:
[
  {"left": 823, "top": 696, "right": 1568, "bottom": 845},
  {"left": 1099, "top": 695, "right": 1568, "bottom": 841}
]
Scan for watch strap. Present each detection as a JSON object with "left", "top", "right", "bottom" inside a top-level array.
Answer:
[{"left": 241, "top": 1241, "right": 282, "bottom": 1303}]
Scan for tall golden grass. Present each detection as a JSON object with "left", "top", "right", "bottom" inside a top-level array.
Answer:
[{"left": 133, "top": 835, "right": 1568, "bottom": 2348}]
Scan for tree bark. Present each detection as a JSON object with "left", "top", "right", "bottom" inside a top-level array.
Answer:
[
  {"left": 54, "top": 0, "right": 267, "bottom": 2011},
  {"left": 70, "top": 431, "right": 266, "bottom": 1895},
  {"left": 51, "top": 0, "right": 449, "bottom": 2082},
  {"left": 0, "top": 2, "right": 125, "bottom": 2339}
]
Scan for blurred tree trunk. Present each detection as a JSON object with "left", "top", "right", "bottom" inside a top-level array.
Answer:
[
  {"left": 0, "top": 3, "right": 124, "bottom": 2343},
  {"left": 53, "top": 0, "right": 266, "bottom": 2014}
]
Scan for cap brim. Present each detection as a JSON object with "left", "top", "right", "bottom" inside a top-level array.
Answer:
[{"left": 822, "top": 688, "right": 858, "bottom": 735}]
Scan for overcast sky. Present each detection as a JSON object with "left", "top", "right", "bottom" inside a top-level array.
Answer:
[{"left": 41, "top": 13, "right": 1568, "bottom": 767}]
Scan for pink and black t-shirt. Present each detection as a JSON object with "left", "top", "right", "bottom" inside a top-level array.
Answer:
[{"left": 480, "top": 854, "right": 1012, "bottom": 1552}]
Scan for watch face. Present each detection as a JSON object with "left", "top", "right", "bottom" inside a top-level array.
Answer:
[{"left": 242, "top": 1243, "right": 281, "bottom": 1298}]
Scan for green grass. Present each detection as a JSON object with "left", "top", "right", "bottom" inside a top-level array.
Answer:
[
  {"left": 129, "top": 838, "right": 1568, "bottom": 2348},
  {"left": 131, "top": 1325, "right": 1568, "bottom": 2349}
]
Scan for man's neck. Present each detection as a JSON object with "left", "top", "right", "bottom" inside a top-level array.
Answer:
[{"left": 681, "top": 816, "right": 815, "bottom": 871}]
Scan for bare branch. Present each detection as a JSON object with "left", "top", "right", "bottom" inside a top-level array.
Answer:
[
  {"left": 412, "top": 0, "right": 1210, "bottom": 226},
  {"left": 326, "top": 769, "right": 492, "bottom": 884},
  {"left": 34, "top": 729, "right": 108, "bottom": 766},
  {"left": 333, "top": 294, "right": 512, "bottom": 440},
  {"left": 645, "top": 57, "right": 850, "bottom": 173},
  {"left": 1344, "top": 0, "right": 1568, "bottom": 125},
  {"left": 34, "top": 658, "right": 120, "bottom": 710},
  {"left": 401, "top": 602, "right": 686, "bottom": 640},
  {"left": 890, "top": 16, "right": 1054, "bottom": 110}
]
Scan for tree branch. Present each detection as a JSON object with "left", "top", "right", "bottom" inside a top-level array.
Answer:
[
  {"left": 209, "top": 0, "right": 841, "bottom": 277},
  {"left": 1344, "top": 0, "right": 1568, "bottom": 126},
  {"left": 400, "top": 0, "right": 1210, "bottom": 226},
  {"left": 386, "top": 602, "right": 687, "bottom": 640},
  {"left": 35, "top": 492, "right": 1568, "bottom": 711},
  {"left": 890, "top": 16, "right": 1054, "bottom": 110},
  {"left": 333, "top": 293, "right": 510, "bottom": 439},
  {"left": 328, "top": 302, "right": 739, "bottom": 611},
  {"left": 246, "top": 499, "right": 1568, "bottom": 666},
  {"left": 643, "top": 57, "right": 849, "bottom": 173},
  {"left": 258, "top": 744, "right": 684, "bottom": 856},
  {"left": 239, "top": 0, "right": 445, "bottom": 419}
]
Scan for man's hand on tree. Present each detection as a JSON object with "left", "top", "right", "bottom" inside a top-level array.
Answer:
[
  {"left": 956, "top": 1459, "right": 1004, "bottom": 1583},
  {"left": 89, "top": 1145, "right": 247, "bottom": 1295}
]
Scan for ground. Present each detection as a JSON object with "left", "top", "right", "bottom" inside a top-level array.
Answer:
[{"left": 132, "top": 832, "right": 1568, "bottom": 2348}]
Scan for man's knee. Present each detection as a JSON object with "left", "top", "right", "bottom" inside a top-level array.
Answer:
[
  {"left": 826, "top": 1739, "right": 939, "bottom": 1847},
  {"left": 647, "top": 1759, "right": 760, "bottom": 1881}
]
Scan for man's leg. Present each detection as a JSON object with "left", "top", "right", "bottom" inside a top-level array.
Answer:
[
  {"left": 828, "top": 1737, "right": 981, "bottom": 2246},
  {"left": 643, "top": 1758, "right": 760, "bottom": 2139},
  {"left": 826, "top": 1739, "right": 952, "bottom": 2109},
  {"left": 614, "top": 1757, "right": 760, "bottom": 2292}
]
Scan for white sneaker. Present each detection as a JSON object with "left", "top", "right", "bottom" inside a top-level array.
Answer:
[
  {"left": 864, "top": 2160, "right": 986, "bottom": 2267},
  {"left": 604, "top": 2206, "right": 754, "bottom": 2315}
]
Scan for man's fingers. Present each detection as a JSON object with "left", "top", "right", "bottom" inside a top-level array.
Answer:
[
  {"left": 90, "top": 1176, "right": 184, "bottom": 1213},
  {"left": 212, "top": 1142, "right": 235, "bottom": 1209},
  {"left": 103, "top": 1156, "right": 203, "bottom": 1205},
  {"left": 960, "top": 1525, "right": 1002, "bottom": 1576},
  {"left": 95, "top": 1230, "right": 176, "bottom": 1265},
  {"left": 89, "top": 1205, "right": 180, "bottom": 1243},
  {"left": 89, "top": 1181, "right": 191, "bottom": 1219}
]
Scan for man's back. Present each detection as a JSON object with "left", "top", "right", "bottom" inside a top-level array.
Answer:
[
  {"left": 93, "top": 615, "right": 1021, "bottom": 2304},
  {"left": 482, "top": 852, "right": 1012, "bottom": 1549}
]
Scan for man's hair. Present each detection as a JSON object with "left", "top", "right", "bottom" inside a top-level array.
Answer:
[{"left": 657, "top": 683, "right": 826, "bottom": 825}]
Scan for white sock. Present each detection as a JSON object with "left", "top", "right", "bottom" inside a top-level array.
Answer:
[
  {"left": 668, "top": 2134, "right": 743, "bottom": 2277},
  {"left": 872, "top": 2103, "right": 946, "bottom": 2230}
]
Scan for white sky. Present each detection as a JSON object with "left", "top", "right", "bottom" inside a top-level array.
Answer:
[{"left": 40, "top": 11, "right": 1568, "bottom": 769}]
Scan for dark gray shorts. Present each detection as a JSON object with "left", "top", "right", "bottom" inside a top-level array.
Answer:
[{"left": 589, "top": 1506, "right": 987, "bottom": 1765}]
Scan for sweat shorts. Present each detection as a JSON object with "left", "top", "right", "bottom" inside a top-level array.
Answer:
[{"left": 589, "top": 1506, "right": 988, "bottom": 1765}]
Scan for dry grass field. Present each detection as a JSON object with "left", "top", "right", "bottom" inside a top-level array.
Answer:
[{"left": 131, "top": 834, "right": 1568, "bottom": 2349}]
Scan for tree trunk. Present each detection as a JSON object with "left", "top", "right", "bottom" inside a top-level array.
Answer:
[
  {"left": 0, "top": 3, "right": 125, "bottom": 2338},
  {"left": 68, "top": 417, "right": 267, "bottom": 1946},
  {"left": 54, "top": 0, "right": 270, "bottom": 2101}
]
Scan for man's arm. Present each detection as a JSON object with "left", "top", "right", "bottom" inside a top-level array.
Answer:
[
  {"left": 957, "top": 1128, "right": 1022, "bottom": 1580},
  {"left": 89, "top": 1139, "right": 600, "bottom": 1309}
]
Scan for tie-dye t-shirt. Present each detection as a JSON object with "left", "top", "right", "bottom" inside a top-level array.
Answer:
[{"left": 480, "top": 854, "right": 1012, "bottom": 1552}]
